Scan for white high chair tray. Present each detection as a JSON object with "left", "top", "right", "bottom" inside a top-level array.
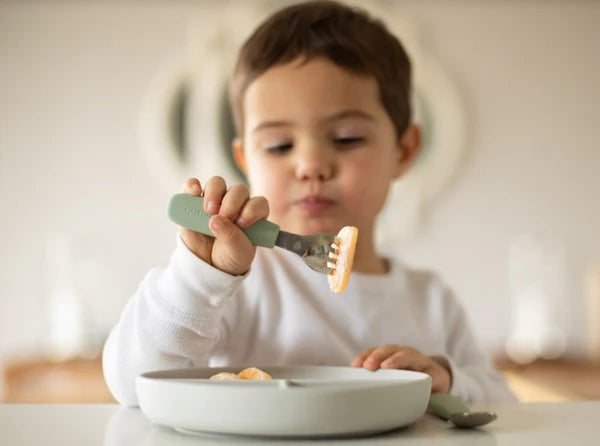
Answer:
[{"left": 136, "top": 365, "right": 431, "bottom": 438}]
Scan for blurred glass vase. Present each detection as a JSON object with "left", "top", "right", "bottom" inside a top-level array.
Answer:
[
  {"left": 505, "top": 234, "right": 568, "bottom": 363},
  {"left": 44, "top": 233, "right": 87, "bottom": 360}
]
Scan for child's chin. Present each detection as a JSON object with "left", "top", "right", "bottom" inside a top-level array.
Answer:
[{"left": 294, "top": 220, "right": 343, "bottom": 235}]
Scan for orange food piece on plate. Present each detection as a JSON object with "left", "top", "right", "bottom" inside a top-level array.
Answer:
[
  {"left": 237, "top": 367, "right": 272, "bottom": 380},
  {"left": 328, "top": 226, "right": 358, "bottom": 294},
  {"left": 209, "top": 367, "right": 272, "bottom": 381},
  {"left": 209, "top": 372, "right": 240, "bottom": 381}
]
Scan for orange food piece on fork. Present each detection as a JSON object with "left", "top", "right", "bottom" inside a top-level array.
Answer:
[{"left": 328, "top": 226, "right": 358, "bottom": 294}]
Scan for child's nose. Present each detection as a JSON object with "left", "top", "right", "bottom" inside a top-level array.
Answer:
[{"left": 294, "top": 150, "right": 334, "bottom": 182}]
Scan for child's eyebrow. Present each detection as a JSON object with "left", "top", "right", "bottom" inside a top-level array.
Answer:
[
  {"left": 324, "top": 110, "right": 375, "bottom": 123},
  {"left": 252, "top": 120, "right": 292, "bottom": 134},
  {"left": 252, "top": 110, "right": 374, "bottom": 134}
]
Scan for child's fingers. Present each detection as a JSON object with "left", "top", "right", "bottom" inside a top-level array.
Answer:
[
  {"left": 235, "top": 196, "right": 269, "bottom": 228},
  {"left": 350, "top": 347, "right": 376, "bottom": 367},
  {"left": 209, "top": 214, "right": 245, "bottom": 244},
  {"left": 380, "top": 349, "right": 427, "bottom": 371},
  {"left": 219, "top": 184, "right": 250, "bottom": 221},
  {"left": 431, "top": 376, "right": 450, "bottom": 394},
  {"left": 363, "top": 345, "right": 399, "bottom": 370},
  {"left": 209, "top": 214, "right": 256, "bottom": 275},
  {"left": 182, "top": 177, "right": 203, "bottom": 195},
  {"left": 380, "top": 351, "right": 451, "bottom": 392},
  {"left": 203, "top": 176, "right": 227, "bottom": 215}
]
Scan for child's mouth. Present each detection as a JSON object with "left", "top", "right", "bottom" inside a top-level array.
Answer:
[{"left": 296, "top": 195, "right": 336, "bottom": 214}]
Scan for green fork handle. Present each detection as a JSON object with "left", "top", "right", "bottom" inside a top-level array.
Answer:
[
  {"left": 167, "top": 193, "right": 280, "bottom": 248},
  {"left": 427, "top": 393, "right": 470, "bottom": 420}
]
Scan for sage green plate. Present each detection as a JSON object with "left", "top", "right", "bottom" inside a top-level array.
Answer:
[{"left": 136, "top": 366, "right": 431, "bottom": 438}]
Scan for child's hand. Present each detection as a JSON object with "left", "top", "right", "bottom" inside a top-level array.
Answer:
[
  {"left": 351, "top": 345, "right": 451, "bottom": 393},
  {"left": 179, "top": 177, "right": 269, "bottom": 276}
]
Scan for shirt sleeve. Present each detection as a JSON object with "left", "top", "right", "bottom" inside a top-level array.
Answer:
[
  {"left": 102, "top": 236, "right": 247, "bottom": 406},
  {"left": 435, "top": 283, "right": 518, "bottom": 404}
]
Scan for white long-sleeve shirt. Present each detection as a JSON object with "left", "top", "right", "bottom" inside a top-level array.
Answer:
[{"left": 103, "top": 237, "right": 516, "bottom": 406}]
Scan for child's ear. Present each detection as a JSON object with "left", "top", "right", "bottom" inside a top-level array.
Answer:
[
  {"left": 232, "top": 138, "right": 248, "bottom": 174},
  {"left": 393, "top": 123, "right": 421, "bottom": 179}
]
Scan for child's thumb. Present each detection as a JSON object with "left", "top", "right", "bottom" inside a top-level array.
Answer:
[
  {"left": 209, "top": 214, "right": 254, "bottom": 276},
  {"left": 209, "top": 215, "right": 244, "bottom": 244}
]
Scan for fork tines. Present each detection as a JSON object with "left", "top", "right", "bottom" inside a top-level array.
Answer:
[{"left": 327, "top": 239, "right": 341, "bottom": 270}]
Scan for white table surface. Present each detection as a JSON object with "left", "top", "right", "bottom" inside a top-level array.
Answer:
[{"left": 1, "top": 401, "right": 599, "bottom": 445}]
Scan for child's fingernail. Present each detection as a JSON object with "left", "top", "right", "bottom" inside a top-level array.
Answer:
[
  {"left": 206, "top": 201, "right": 218, "bottom": 213},
  {"left": 192, "top": 184, "right": 201, "bottom": 194},
  {"left": 235, "top": 217, "right": 245, "bottom": 227},
  {"left": 211, "top": 216, "right": 224, "bottom": 230}
]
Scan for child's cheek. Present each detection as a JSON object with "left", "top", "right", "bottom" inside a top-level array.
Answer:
[
  {"left": 341, "top": 164, "right": 390, "bottom": 216},
  {"left": 265, "top": 189, "right": 288, "bottom": 221},
  {"left": 250, "top": 172, "right": 288, "bottom": 220}
]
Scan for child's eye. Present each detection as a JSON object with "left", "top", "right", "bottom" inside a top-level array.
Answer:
[
  {"left": 266, "top": 143, "right": 293, "bottom": 154},
  {"left": 334, "top": 136, "right": 365, "bottom": 147}
]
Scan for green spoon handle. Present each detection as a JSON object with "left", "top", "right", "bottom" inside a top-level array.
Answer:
[
  {"left": 167, "top": 193, "right": 280, "bottom": 248},
  {"left": 427, "top": 393, "right": 470, "bottom": 420}
]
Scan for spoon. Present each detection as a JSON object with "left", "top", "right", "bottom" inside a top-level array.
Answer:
[{"left": 427, "top": 393, "right": 497, "bottom": 428}]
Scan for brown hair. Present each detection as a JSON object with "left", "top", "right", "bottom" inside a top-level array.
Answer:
[{"left": 228, "top": 0, "right": 412, "bottom": 139}]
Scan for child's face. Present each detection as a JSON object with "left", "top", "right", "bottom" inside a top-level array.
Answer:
[{"left": 234, "top": 57, "right": 419, "bottom": 239}]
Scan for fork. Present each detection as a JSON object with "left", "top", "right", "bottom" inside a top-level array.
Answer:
[{"left": 167, "top": 193, "right": 339, "bottom": 274}]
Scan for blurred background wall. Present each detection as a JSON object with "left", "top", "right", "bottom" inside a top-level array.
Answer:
[{"left": 1, "top": 0, "right": 599, "bottom": 393}]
